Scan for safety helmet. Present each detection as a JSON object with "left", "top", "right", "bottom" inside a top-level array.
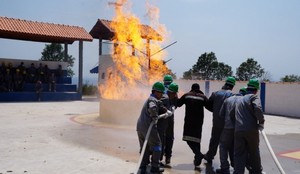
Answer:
[
  {"left": 239, "top": 86, "right": 247, "bottom": 94},
  {"left": 225, "top": 76, "right": 236, "bottom": 86},
  {"left": 168, "top": 82, "right": 179, "bottom": 93},
  {"left": 247, "top": 79, "right": 260, "bottom": 90},
  {"left": 163, "top": 75, "right": 173, "bottom": 83},
  {"left": 152, "top": 81, "right": 165, "bottom": 93}
]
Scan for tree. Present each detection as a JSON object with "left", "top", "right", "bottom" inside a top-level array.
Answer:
[
  {"left": 280, "top": 74, "right": 300, "bottom": 82},
  {"left": 260, "top": 71, "right": 272, "bottom": 82},
  {"left": 236, "top": 58, "right": 264, "bottom": 81},
  {"left": 183, "top": 69, "right": 192, "bottom": 79},
  {"left": 212, "top": 62, "right": 233, "bottom": 80},
  {"left": 192, "top": 52, "right": 218, "bottom": 80},
  {"left": 182, "top": 52, "right": 232, "bottom": 80},
  {"left": 40, "top": 43, "right": 75, "bottom": 76}
]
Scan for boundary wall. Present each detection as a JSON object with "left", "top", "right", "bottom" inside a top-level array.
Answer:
[{"left": 175, "top": 79, "right": 300, "bottom": 118}]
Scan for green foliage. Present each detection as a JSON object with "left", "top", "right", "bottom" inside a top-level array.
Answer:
[
  {"left": 82, "top": 82, "right": 98, "bottom": 96},
  {"left": 236, "top": 58, "right": 264, "bottom": 81},
  {"left": 280, "top": 74, "right": 300, "bottom": 82},
  {"left": 40, "top": 43, "right": 75, "bottom": 77},
  {"left": 184, "top": 52, "right": 232, "bottom": 80},
  {"left": 183, "top": 69, "right": 192, "bottom": 79}
]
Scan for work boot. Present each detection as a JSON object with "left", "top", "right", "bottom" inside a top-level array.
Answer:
[
  {"left": 203, "top": 154, "right": 213, "bottom": 164},
  {"left": 139, "top": 166, "right": 147, "bottom": 174},
  {"left": 159, "top": 161, "right": 165, "bottom": 168},
  {"left": 150, "top": 166, "right": 164, "bottom": 173},
  {"left": 193, "top": 156, "right": 203, "bottom": 166},
  {"left": 215, "top": 168, "right": 230, "bottom": 174},
  {"left": 165, "top": 157, "right": 171, "bottom": 165}
]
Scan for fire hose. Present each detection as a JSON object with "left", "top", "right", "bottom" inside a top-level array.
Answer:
[
  {"left": 134, "top": 108, "right": 174, "bottom": 174},
  {"left": 260, "top": 130, "right": 286, "bottom": 174}
]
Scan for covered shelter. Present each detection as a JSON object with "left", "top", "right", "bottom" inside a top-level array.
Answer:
[
  {"left": 0, "top": 16, "right": 93, "bottom": 93},
  {"left": 89, "top": 19, "right": 162, "bottom": 73}
]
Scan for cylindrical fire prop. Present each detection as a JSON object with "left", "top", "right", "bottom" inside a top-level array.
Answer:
[{"left": 99, "top": 98, "right": 144, "bottom": 126}]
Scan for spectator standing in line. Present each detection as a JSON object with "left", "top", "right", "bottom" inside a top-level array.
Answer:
[
  {"left": 17, "top": 62, "right": 27, "bottom": 81},
  {"left": 0, "top": 70, "right": 6, "bottom": 92},
  {"left": 233, "top": 79, "right": 265, "bottom": 174},
  {"left": 204, "top": 77, "right": 236, "bottom": 164},
  {"left": 48, "top": 73, "right": 56, "bottom": 92},
  {"left": 4, "top": 68, "right": 13, "bottom": 92},
  {"left": 216, "top": 87, "right": 247, "bottom": 174},
  {"left": 56, "top": 64, "right": 63, "bottom": 83},
  {"left": 27, "top": 63, "right": 37, "bottom": 83},
  {"left": 13, "top": 69, "right": 24, "bottom": 91},
  {"left": 0, "top": 62, "right": 6, "bottom": 75},
  {"left": 43, "top": 64, "right": 50, "bottom": 83},
  {"left": 37, "top": 63, "right": 45, "bottom": 83},
  {"left": 177, "top": 83, "right": 207, "bottom": 170},
  {"left": 35, "top": 80, "right": 43, "bottom": 101}
]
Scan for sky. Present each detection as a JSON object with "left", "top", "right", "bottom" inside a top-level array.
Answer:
[{"left": 1, "top": 0, "right": 300, "bottom": 82}]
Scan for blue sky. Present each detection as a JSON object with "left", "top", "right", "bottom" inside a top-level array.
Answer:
[{"left": 1, "top": 0, "right": 300, "bottom": 81}]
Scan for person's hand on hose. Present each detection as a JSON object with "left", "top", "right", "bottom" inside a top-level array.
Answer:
[{"left": 258, "top": 123, "right": 264, "bottom": 131}]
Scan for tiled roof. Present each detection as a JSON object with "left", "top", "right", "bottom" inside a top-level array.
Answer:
[
  {"left": 0, "top": 16, "right": 93, "bottom": 44},
  {"left": 89, "top": 19, "right": 162, "bottom": 41}
]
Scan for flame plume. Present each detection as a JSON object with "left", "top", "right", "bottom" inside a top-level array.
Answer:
[{"left": 99, "top": 0, "right": 170, "bottom": 100}]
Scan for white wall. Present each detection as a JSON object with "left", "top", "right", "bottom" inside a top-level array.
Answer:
[
  {"left": 264, "top": 82, "right": 300, "bottom": 117},
  {"left": 175, "top": 80, "right": 300, "bottom": 118}
]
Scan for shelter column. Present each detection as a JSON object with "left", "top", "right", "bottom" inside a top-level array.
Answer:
[
  {"left": 64, "top": 43, "right": 68, "bottom": 61},
  {"left": 78, "top": 41, "right": 83, "bottom": 93}
]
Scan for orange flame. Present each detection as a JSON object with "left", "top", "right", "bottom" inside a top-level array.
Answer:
[{"left": 99, "top": 0, "right": 170, "bottom": 100}]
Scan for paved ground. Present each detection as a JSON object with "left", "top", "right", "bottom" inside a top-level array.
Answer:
[{"left": 0, "top": 97, "right": 299, "bottom": 174}]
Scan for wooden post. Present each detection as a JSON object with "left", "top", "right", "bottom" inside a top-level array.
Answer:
[{"left": 146, "top": 39, "right": 150, "bottom": 69}]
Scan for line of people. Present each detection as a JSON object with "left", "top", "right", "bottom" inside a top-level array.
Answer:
[
  {"left": 0, "top": 61, "right": 63, "bottom": 92},
  {"left": 136, "top": 75, "right": 265, "bottom": 174}
]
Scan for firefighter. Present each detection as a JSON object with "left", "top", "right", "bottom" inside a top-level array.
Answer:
[
  {"left": 164, "top": 82, "right": 179, "bottom": 166},
  {"left": 177, "top": 83, "right": 208, "bottom": 170},
  {"left": 136, "top": 81, "right": 168, "bottom": 174},
  {"left": 157, "top": 75, "right": 173, "bottom": 166},
  {"left": 233, "top": 79, "right": 265, "bottom": 174},
  {"left": 216, "top": 87, "right": 247, "bottom": 174},
  {"left": 204, "top": 76, "right": 236, "bottom": 164}
]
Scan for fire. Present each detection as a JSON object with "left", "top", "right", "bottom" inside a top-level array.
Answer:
[{"left": 99, "top": 0, "right": 170, "bottom": 100}]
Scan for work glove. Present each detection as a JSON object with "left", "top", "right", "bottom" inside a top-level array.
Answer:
[
  {"left": 165, "top": 109, "right": 173, "bottom": 118},
  {"left": 152, "top": 116, "right": 159, "bottom": 123},
  {"left": 258, "top": 124, "right": 264, "bottom": 131}
]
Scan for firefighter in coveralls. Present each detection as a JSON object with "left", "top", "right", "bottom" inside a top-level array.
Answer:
[
  {"left": 159, "top": 75, "right": 178, "bottom": 166},
  {"left": 136, "top": 81, "right": 172, "bottom": 174},
  {"left": 216, "top": 87, "right": 247, "bottom": 174},
  {"left": 157, "top": 75, "right": 172, "bottom": 165},
  {"left": 233, "top": 79, "right": 265, "bottom": 174},
  {"left": 177, "top": 83, "right": 208, "bottom": 170},
  {"left": 164, "top": 82, "right": 179, "bottom": 166},
  {"left": 204, "top": 77, "right": 236, "bottom": 164}
]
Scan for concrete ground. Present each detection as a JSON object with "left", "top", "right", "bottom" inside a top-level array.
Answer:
[{"left": 0, "top": 97, "right": 299, "bottom": 174}]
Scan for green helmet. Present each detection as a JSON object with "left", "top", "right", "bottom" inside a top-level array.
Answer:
[
  {"left": 152, "top": 81, "right": 165, "bottom": 93},
  {"left": 225, "top": 76, "right": 236, "bottom": 86},
  {"left": 168, "top": 82, "right": 178, "bottom": 93},
  {"left": 163, "top": 75, "right": 173, "bottom": 83},
  {"left": 239, "top": 86, "right": 247, "bottom": 94},
  {"left": 247, "top": 79, "right": 260, "bottom": 90}
]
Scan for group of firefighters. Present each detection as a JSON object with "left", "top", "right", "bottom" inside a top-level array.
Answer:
[{"left": 136, "top": 75, "right": 265, "bottom": 174}]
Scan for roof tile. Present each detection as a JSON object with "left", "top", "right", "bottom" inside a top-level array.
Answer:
[{"left": 0, "top": 16, "right": 93, "bottom": 43}]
